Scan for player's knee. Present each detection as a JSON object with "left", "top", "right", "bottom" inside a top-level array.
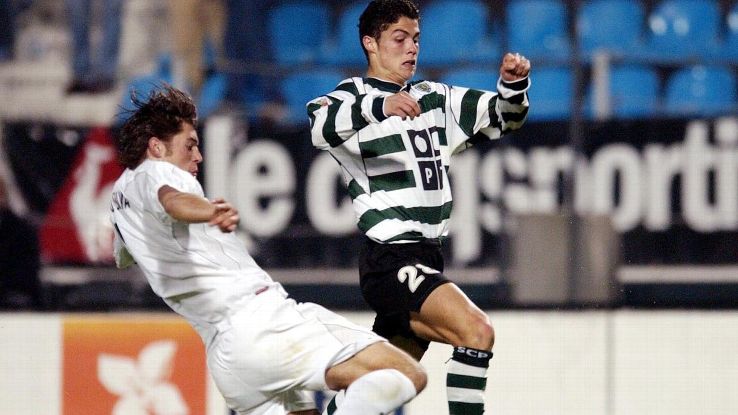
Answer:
[
  {"left": 402, "top": 359, "right": 428, "bottom": 392},
  {"left": 460, "top": 311, "right": 494, "bottom": 350}
]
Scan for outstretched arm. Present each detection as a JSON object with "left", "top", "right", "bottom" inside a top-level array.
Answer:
[{"left": 158, "top": 185, "right": 239, "bottom": 232}]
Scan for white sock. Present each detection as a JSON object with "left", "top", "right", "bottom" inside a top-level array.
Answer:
[{"left": 333, "top": 369, "right": 417, "bottom": 415}]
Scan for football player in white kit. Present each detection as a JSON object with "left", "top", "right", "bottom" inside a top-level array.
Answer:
[{"left": 110, "top": 86, "right": 426, "bottom": 415}]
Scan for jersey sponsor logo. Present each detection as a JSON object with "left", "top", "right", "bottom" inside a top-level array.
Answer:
[
  {"left": 408, "top": 129, "right": 444, "bottom": 190},
  {"left": 62, "top": 317, "right": 206, "bottom": 415},
  {"left": 418, "top": 160, "right": 441, "bottom": 190}
]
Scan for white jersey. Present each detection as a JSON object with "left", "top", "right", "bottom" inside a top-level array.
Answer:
[
  {"left": 110, "top": 159, "right": 385, "bottom": 414},
  {"left": 109, "top": 159, "right": 282, "bottom": 324}
]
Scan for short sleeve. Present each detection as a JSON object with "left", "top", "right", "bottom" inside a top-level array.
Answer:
[{"left": 133, "top": 161, "right": 204, "bottom": 219}]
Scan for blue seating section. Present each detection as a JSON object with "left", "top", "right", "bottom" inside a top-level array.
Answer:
[
  {"left": 664, "top": 65, "right": 737, "bottom": 117},
  {"left": 214, "top": 0, "right": 738, "bottom": 123},
  {"left": 320, "top": 2, "right": 367, "bottom": 67},
  {"left": 267, "top": 1, "right": 330, "bottom": 65},
  {"left": 527, "top": 66, "right": 574, "bottom": 121},
  {"left": 279, "top": 69, "right": 345, "bottom": 125},
  {"left": 644, "top": 0, "right": 721, "bottom": 62},
  {"left": 586, "top": 64, "right": 660, "bottom": 119},
  {"left": 577, "top": 0, "right": 646, "bottom": 60},
  {"left": 724, "top": 3, "right": 738, "bottom": 60},
  {"left": 420, "top": 0, "right": 499, "bottom": 66},
  {"left": 440, "top": 68, "right": 497, "bottom": 91},
  {"left": 506, "top": 0, "right": 571, "bottom": 63}
]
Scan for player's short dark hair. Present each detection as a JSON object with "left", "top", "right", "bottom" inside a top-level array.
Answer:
[
  {"left": 359, "top": 0, "right": 420, "bottom": 61},
  {"left": 118, "top": 85, "right": 197, "bottom": 169}
]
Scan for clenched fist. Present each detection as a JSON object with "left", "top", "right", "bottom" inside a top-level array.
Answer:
[{"left": 500, "top": 52, "right": 531, "bottom": 82}]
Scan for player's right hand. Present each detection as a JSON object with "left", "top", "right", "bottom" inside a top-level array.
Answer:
[
  {"left": 384, "top": 91, "right": 421, "bottom": 120},
  {"left": 209, "top": 198, "right": 239, "bottom": 233}
]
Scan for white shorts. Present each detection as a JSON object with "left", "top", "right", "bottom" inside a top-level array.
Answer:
[{"left": 204, "top": 287, "right": 384, "bottom": 415}]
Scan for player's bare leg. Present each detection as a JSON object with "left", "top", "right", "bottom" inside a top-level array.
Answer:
[{"left": 409, "top": 282, "right": 494, "bottom": 415}]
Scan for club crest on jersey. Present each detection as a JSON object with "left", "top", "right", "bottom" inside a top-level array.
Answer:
[{"left": 412, "top": 82, "right": 432, "bottom": 94}]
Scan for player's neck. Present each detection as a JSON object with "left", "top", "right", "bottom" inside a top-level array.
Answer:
[{"left": 366, "top": 70, "right": 407, "bottom": 87}]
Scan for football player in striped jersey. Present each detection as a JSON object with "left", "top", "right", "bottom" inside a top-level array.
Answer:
[{"left": 308, "top": 1, "right": 530, "bottom": 414}]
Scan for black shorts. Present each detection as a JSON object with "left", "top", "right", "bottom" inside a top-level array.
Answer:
[{"left": 359, "top": 238, "right": 450, "bottom": 348}]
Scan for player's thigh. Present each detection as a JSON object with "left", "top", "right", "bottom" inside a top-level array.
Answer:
[
  {"left": 409, "top": 282, "right": 492, "bottom": 346},
  {"left": 206, "top": 291, "right": 349, "bottom": 410},
  {"left": 292, "top": 301, "right": 387, "bottom": 388},
  {"left": 324, "top": 341, "right": 424, "bottom": 391}
]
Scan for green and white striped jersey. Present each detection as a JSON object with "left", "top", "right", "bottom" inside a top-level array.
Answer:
[{"left": 308, "top": 76, "right": 530, "bottom": 244}]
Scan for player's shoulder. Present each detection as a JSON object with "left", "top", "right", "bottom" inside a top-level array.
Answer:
[
  {"left": 328, "top": 77, "right": 364, "bottom": 98},
  {"left": 135, "top": 160, "right": 193, "bottom": 186},
  {"left": 137, "top": 159, "right": 176, "bottom": 176}
]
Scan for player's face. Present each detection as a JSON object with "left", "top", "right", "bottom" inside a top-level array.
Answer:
[
  {"left": 366, "top": 16, "right": 419, "bottom": 85},
  {"left": 162, "top": 122, "right": 202, "bottom": 176}
]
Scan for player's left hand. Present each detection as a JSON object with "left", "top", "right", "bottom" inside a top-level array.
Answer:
[
  {"left": 209, "top": 198, "right": 239, "bottom": 233},
  {"left": 500, "top": 52, "right": 530, "bottom": 82}
]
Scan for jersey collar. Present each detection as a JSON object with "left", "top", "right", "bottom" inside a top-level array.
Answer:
[{"left": 365, "top": 77, "right": 404, "bottom": 93}]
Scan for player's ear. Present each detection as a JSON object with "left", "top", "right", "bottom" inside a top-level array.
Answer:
[
  {"left": 362, "top": 35, "right": 377, "bottom": 55},
  {"left": 148, "top": 137, "right": 163, "bottom": 158}
]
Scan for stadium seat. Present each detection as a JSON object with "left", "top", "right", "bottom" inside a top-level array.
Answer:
[
  {"left": 663, "top": 65, "right": 737, "bottom": 117},
  {"left": 279, "top": 69, "right": 345, "bottom": 125},
  {"left": 527, "top": 66, "right": 573, "bottom": 121},
  {"left": 506, "top": 0, "right": 571, "bottom": 63},
  {"left": 420, "top": 0, "right": 500, "bottom": 66},
  {"left": 722, "top": 2, "right": 738, "bottom": 62},
  {"left": 576, "top": 0, "right": 647, "bottom": 60},
  {"left": 267, "top": 1, "right": 330, "bottom": 65},
  {"left": 320, "top": 2, "right": 367, "bottom": 67},
  {"left": 587, "top": 64, "right": 660, "bottom": 119},
  {"left": 440, "top": 67, "right": 497, "bottom": 91},
  {"left": 644, "top": 0, "right": 721, "bottom": 62},
  {"left": 197, "top": 72, "right": 227, "bottom": 120}
]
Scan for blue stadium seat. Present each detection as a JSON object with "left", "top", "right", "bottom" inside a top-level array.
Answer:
[
  {"left": 440, "top": 68, "right": 497, "bottom": 91},
  {"left": 587, "top": 64, "right": 660, "bottom": 119},
  {"left": 644, "top": 0, "right": 721, "bottom": 62},
  {"left": 268, "top": 1, "right": 330, "bottom": 65},
  {"left": 506, "top": 0, "right": 571, "bottom": 63},
  {"left": 577, "top": 0, "right": 647, "bottom": 60},
  {"left": 527, "top": 66, "right": 573, "bottom": 121},
  {"left": 664, "top": 65, "right": 737, "bottom": 117},
  {"left": 280, "top": 69, "right": 345, "bottom": 125},
  {"left": 722, "top": 2, "right": 738, "bottom": 62},
  {"left": 420, "top": 0, "right": 500, "bottom": 66},
  {"left": 320, "top": 2, "right": 367, "bottom": 67},
  {"left": 197, "top": 72, "right": 227, "bottom": 120}
]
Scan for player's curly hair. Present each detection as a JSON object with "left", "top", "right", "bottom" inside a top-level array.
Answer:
[
  {"left": 359, "top": 0, "right": 420, "bottom": 62},
  {"left": 117, "top": 84, "right": 197, "bottom": 169}
]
